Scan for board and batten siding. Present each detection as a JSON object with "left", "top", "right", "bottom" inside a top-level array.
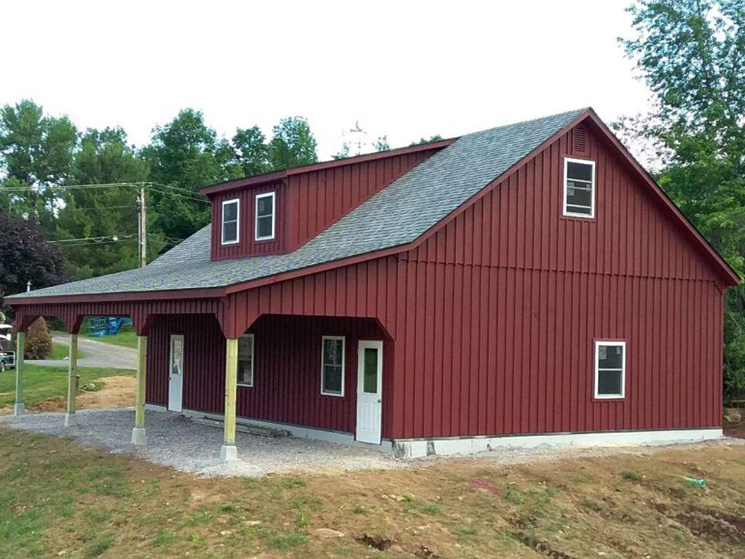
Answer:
[
  {"left": 225, "top": 121, "right": 726, "bottom": 440},
  {"left": 209, "top": 148, "right": 442, "bottom": 260},
  {"left": 284, "top": 148, "right": 440, "bottom": 252},
  {"left": 146, "top": 314, "right": 391, "bottom": 435}
]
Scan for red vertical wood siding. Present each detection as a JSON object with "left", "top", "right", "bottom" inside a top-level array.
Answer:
[
  {"left": 285, "top": 149, "right": 439, "bottom": 252},
  {"left": 208, "top": 148, "right": 441, "bottom": 260},
  {"left": 145, "top": 314, "right": 389, "bottom": 434},
  {"left": 211, "top": 180, "right": 286, "bottom": 259},
  {"left": 224, "top": 122, "right": 726, "bottom": 439}
]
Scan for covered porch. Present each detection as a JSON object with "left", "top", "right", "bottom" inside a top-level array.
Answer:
[{"left": 7, "top": 299, "right": 393, "bottom": 462}]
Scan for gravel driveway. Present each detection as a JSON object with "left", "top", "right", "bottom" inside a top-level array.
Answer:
[
  {"left": 2, "top": 408, "right": 742, "bottom": 478},
  {"left": 27, "top": 332, "right": 137, "bottom": 369},
  {"left": 0, "top": 408, "right": 405, "bottom": 477}
]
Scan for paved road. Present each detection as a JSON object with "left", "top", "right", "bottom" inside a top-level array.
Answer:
[{"left": 27, "top": 332, "right": 137, "bottom": 370}]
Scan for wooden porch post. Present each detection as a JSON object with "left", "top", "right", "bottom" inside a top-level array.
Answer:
[
  {"left": 13, "top": 332, "right": 25, "bottom": 416},
  {"left": 64, "top": 334, "right": 79, "bottom": 427},
  {"left": 220, "top": 338, "right": 239, "bottom": 462},
  {"left": 131, "top": 335, "right": 148, "bottom": 445}
]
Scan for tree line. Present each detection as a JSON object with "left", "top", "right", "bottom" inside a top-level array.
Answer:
[{"left": 0, "top": 105, "right": 320, "bottom": 284}]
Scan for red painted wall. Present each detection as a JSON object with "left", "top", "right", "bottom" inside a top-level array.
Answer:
[
  {"left": 210, "top": 180, "right": 286, "bottom": 259},
  {"left": 284, "top": 149, "right": 439, "bottom": 252},
  {"left": 208, "top": 148, "right": 441, "bottom": 259},
  {"left": 146, "top": 314, "right": 391, "bottom": 435},
  {"left": 225, "top": 121, "right": 727, "bottom": 439}
]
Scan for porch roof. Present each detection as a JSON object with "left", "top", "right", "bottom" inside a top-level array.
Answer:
[{"left": 6, "top": 109, "right": 586, "bottom": 301}]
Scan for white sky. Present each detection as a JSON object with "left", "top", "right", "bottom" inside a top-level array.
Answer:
[{"left": 2, "top": 0, "right": 650, "bottom": 159}]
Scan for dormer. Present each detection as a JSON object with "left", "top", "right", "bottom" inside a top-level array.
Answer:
[{"left": 201, "top": 140, "right": 454, "bottom": 261}]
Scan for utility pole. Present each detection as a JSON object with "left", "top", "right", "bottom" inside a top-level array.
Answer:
[{"left": 137, "top": 185, "right": 147, "bottom": 268}]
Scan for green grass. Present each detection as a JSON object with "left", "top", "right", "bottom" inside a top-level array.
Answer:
[
  {"left": 2, "top": 429, "right": 745, "bottom": 558},
  {"left": 0, "top": 364, "right": 135, "bottom": 409},
  {"left": 47, "top": 343, "right": 84, "bottom": 360},
  {"left": 82, "top": 329, "right": 138, "bottom": 349}
]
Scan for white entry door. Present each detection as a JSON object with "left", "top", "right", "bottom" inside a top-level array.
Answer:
[
  {"left": 356, "top": 340, "right": 383, "bottom": 444},
  {"left": 168, "top": 334, "right": 184, "bottom": 412}
]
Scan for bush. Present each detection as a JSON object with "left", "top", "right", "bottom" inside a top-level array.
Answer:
[{"left": 24, "top": 317, "right": 53, "bottom": 359}]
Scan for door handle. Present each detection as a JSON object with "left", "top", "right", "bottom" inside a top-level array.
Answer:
[{"left": 377, "top": 399, "right": 381, "bottom": 403}]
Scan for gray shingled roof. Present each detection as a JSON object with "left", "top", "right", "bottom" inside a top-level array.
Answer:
[{"left": 7, "top": 108, "right": 585, "bottom": 300}]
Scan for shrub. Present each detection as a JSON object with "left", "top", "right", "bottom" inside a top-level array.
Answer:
[{"left": 24, "top": 317, "right": 53, "bottom": 359}]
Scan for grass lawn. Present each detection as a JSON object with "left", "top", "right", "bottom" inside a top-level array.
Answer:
[
  {"left": 47, "top": 343, "right": 84, "bottom": 360},
  {"left": 1, "top": 430, "right": 745, "bottom": 559},
  {"left": 82, "top": 329, "right": 138, "bottom": 349},
  {"left": 0, "top": 364, "right": 134, "bottom": 410}
]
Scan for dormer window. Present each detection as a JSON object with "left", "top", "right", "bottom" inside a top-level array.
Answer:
[
  {"left": 255, "top": 192, "right": 276, "bottom": 241},
  {"left": 563, "top": 158, "right": 595, "bottom": 218},
  {"left": 221, "top": 199, "right": 240, "bottom": 245}
]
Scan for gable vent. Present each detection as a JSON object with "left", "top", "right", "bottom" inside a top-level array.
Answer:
[{"left": 573, "top": 126, "right": 587, "bottom": 153}]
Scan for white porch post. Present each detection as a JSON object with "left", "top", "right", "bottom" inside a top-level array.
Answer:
[
  {"left": 64, "top": 334, "right": 79, "bottom": 427},
  {"left": 220, "top": 338, "right": 239, "bottom": 462},
  {"left": 131, "top": 335, "right": 148, "bottom": 445},
  {"left": 13, "top": 331, "right": 25, "bottom": 416}
]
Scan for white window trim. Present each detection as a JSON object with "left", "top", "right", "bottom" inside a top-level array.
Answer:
[
  {"left": 594, "top": 340, "right": 626, "bottom": 399},
  {"left": 321, "top": 335, "right": 345, "bottom": 397},
  {"left": 563, "top": 157, "right": 596, "bottom": 219},
  {"left": 254, "top": 192, "right": 276, "bottom": 241},
  {"left": 221, "top": 198, "right": 240, "bottom": 245},
  {"left": 237, "top": 333, "right": 255, "bottom": 388}
]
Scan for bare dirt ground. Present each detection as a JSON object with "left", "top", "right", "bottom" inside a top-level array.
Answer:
[
  {"left": 29, "top": 375, "right": 136, "bottom": 412},
  {"left": 0, "top": 375, "right": 136, "bottom": 415}
]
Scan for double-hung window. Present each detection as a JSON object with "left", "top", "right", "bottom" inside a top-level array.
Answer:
[
  {"left": 255, "top": 192, "right": 275, "bottom": 241},
  {"left": 237, "top": 334, "right": 254, "bottom": 387},
  {"left": 221, "top": 199, "right": 240, "bottom": 245},
  {"left": 594, "top": 341, "right": 625, "bottom": 399},
  {"left": 321, "top": 336, "right": 345, "bottom": 396},
  {"left": 563, "top": 158, "right": 595, "bottom": 218}
]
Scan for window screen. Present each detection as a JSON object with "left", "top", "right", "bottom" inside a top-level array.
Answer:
[
  {"left": 222, "top": 199, "right": 239, "bottom": 244},
  {"left": 564, "top": 158, "right": 595, "bottom": 217},
  {"left": 595, "top": 342, "right": 625, "bottom": 398},
  {"left": 321, "top": 337, "right": 344, "bottom": 396},
  {"left": 255, "top": 192, "right": 275, "bottom": 240},
  {"left": 237, "top": 334, "right": 254, "bottom": 387}
]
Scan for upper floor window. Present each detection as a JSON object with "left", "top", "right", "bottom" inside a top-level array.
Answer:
[
  {"left": 255, "top": 192, "right": 276, "bottom": 241},
  {"left": 595, "top": 341, "right": 625, "bottom": 399},
  {"left": 563, "top": 158, "right": 595, "bottom": 218},
  {"left": 221, "top": 199, "right": 240, "bottom": 245}
]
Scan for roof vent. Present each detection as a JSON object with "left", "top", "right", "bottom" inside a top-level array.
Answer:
[{"left": 573, "top": 125, "right": 587, "bottom": 153}]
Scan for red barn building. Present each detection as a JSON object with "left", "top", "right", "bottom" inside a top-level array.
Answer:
[{"left": 5, "top": 108, "right": 738, "bottom": 460}]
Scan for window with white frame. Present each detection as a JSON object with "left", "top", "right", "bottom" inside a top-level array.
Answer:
[
  {"left": 255, "top": 192, "right": 275, "bottom": 241},
  {"left": 563, "top": 158, "right": 595, "bottom": 218},
  {"left": 321, "top": 336, "right": 345, "bottom": 396},
  {"left": 221, "top": 199, "right": 240, "bottom": 245},
  {"left": 595, "top": 341, "right": 625, "bottom": 398},
  {"left": 237, "top": 334, "right": 254, "bottom": 387}
]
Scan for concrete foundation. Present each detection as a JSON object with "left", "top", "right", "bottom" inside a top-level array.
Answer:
[
  {"left": 131, "top": 427, "right": 147, "bottom": 446},
  {"left": 220, "top": 444, "right": 238, "bottom": 462}
]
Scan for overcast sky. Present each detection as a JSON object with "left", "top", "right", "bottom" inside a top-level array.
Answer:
[{"left": 3, "top": 0, "right": 650, "bottom": 159}]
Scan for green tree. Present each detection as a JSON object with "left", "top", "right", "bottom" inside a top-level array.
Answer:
[
  {"left": 622, "top": 0, "right": 745, "bottom": 399},
  {"left": 55, "top": 128, "right": 165, "bottom": 279},
  {"left": 232, "top": 126, "right": 270, "bottom": 177},
  {"left": 410, "top": 134, "right": 443, "bottom": 146},
  {"left": 141, "top": 109, "right": 240, "bottom": 242},
  {"left": 375, "top": 136, "right": 391, "bottom": 152},
  {"left": 0, "top": 99, "right": 77, "bottom": 230},
  {"left": 0, "top": 210, "right": 68, "bottom": 317},
  {"left": 268, "top": 117, "right": 318, "bottom": 170}
]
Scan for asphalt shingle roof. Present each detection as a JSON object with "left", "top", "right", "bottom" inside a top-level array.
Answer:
[{"left": 8, "top": 108, "right": 585, "bottom": 300}]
